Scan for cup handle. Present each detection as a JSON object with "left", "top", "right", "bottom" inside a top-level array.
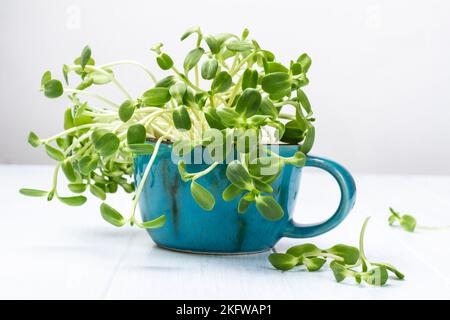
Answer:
[{"left": 283, "top": 155, "right": 356, "bottom": 238}]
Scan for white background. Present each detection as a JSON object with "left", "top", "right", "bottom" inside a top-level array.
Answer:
[{"left": 0, "top": 0, "right": 449, "bottom": 174}]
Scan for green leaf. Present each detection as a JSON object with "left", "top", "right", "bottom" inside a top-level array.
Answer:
[
  {"left": 180, "top": 26, "right": 201, "bottom": 41},
  {"left": 204, "top": 107, "right": 226, "bottom": 130},
  {"left": 204, "top": 35, "right": 220, "bottom": 54},
  {"left": 297, "top": 89, "right": 312, "bottom": 115},
  {"left": 61, "top": 160, "right": 77, "bottom": 182},
  {"left": 201, "top": 58, "right": 219, "bottom": 80},
  {"left": 107, "top": 182, "right": 118, "bottom": 194},
  {"left": 300, "top": 126, "right": 315, "bottom": 153},
  {"left": 268, "top": 253, "right": 298, "bottom": 271},
  {"left": 78, "top": 155, "right": 98, "bottom": 175},
  {"left": 297, "top": 53, "right": 312, "bottom": 73},
  {"left": 169, "top": 82, "right": 187, "bottom": 104},
  {"left": 44, "top": 79, "right": 63, "bottom": 98},
  {"left": 226, "top": 161, "right": 253, "bottom": 190},
  {"left": 242, "top": 28, "right": 250, "bottom": 39},
  {"left": 118, "top": 100, "right": 135, "bottom": 122},
  {"left": 142, "top": 87, "right": 171, "bottom": 106},
  {"left": 365, "top": 266, "right": 389, "bottom": 286},
  {"left": 183, "top": 88, "right": 196, "bottom": 108},
  {"left": 238, "top": 197, "right": 252, "bottom": 213},
  {"left": 27, "top": 131, "right": 41, "bottom": 148},
  {"left": 19, "top": 188, "right": 48, "bottom": 197},
  {"left": 58, "top": 195, "right": 87, "bottom": 206},
  {"left": 68, "top": 183, "right": 87, "bottom": 193},
  {"left": 45, "top": 144, "right": 65, "bottom": 162},
  {"left": 127, "top": 143, "right": 154, "bottom": 155},
  {"left": 90, "top": 184, "right": 106, "bottom": 200},
  {"left": 285, "top": 151, "right": 307, "bottom": 167},
  {"left": 389, "top": 207, "right": 401, "bottom": 218},
  {"left": 156, "top": 53, "right": 174, "bottom": 70},
  {"left": 190, "top": 180, "right": 215, "bottom": 211},
  {"left": 226, "top": 40, "right": 254, "bottom": 52},
  {"left": 76, "top": 77, "right": 93, "bottom": 90},
  {"left": 80, "top": 45, "right": 92, "bottom": 70},
  {"left": 235, "top": 88, "right": 261, "bottom": 117},
  {"left": 326, "top": 244, "right": 360, "bottom": 265},
  {"left": 257, "top": 98, "right": 278, "bottom": 119},
  {"left": 127, "top": 124, "right": 147, "bottom": 145},
  {"left": 222, "top": 184, "right": 243, "bottom": 201},
  {"left": 400, "top": 214, "right": 417, "bottom": 232},
  {"left": 183, "top": 47, "right": 205, "bottom": 73},
  {"left": 64, "top": 108, "right": 74, "bottom": 130},
  {"left": 56, "top": 136, "right": 71, "bottom": 150},
  {"left": 374, "top": 263, "right": 405, "bottom": 280},
  {"left": 92, "top": 131, "right": 120, "bottom": 157},
  {"left": 74, "top": 56, "right": 95, "bottom": 69},
  {"left": 248, "top": 156, "right": 283, "bottom": 178},
  {"left": 261, "top": 72, "right": 291, "bottom": 99},
  {"left": 388, "top": 215, "right": 397, "bottom": 226},
  {"left": 172, "top": 106, "right": 192, "bottom": 130},
  {"left": 303, "top": 257, "right": 327, "bottom": 272},
  {"left": 155, "top": 75, "right": 178, "bottom": 88},
  {"left": 290, "top": 62, "right": 303, "bottom": 75},
  {"left": 255, "top": 196, "right": 284, "bottom": 221},
  {"left": 286, "top": 243, "right": 321, "bottom": 260},
  {"left": 242, "top": 69, "right": 258, "bottom": 90},
  {"left": 214, "top": 33, "right": 233, "bottom": 46},
  {"left": 100, "top": 203, "right": 127, "bottom": 227},
  {"left": 90, "top": 69, "right": 113, "bottom": 85},
  {"left": 280, "top": 120, "right": 305, "bottom": 144},
  {"left": 215, "top": 106, "right": 240, "bottom": 128},
  {"left": 265, "top": 62, "right": 289, "bottom": 74},
  {"left": 252, "top": 178, "right": 273, "bottom": 193},
  {"left": 62, "top": 65, "right": 69, "bottom": 84},
  {"left": 136, "top": 215, "right": 166, "bottom": 229},
  {"left": 211, "top": 71, "right": 232, "bottom": 93},
  {"left": 330, "top": 260, "right": 349, "bottom": 283},
  {"left": 41, "top": 70, "right": 51, "bottom": 87}
]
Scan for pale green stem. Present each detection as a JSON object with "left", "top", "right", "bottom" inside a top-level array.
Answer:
[
  {"left": 42, "top": 123, "right": 106, "bottom": 144},
  {"left": 227, "top": 73, "right": 244, "bottom": 107},
  {"left": 230, "top": 52, "right": 258, "bottom": 76},
  {"left": 171, "top": 66, "right": 204, "bottom": 92},
  {"left": 192, "top": 162, "right": 219, "bottom": 181},
  {"left": 51, "top": 163, "right": 61, "bottom": 195},
  {"left": 99, "top": 60, "right": 157, "bottom": 83},
  {"left": 130, "top": 137, "right": 165, "bottom": 223},
  {"left": 359, "top": 217, "right": 371, "bottom": 270},
  {"left": 64, "top": 89, "right": 119, "bottom": 109}
]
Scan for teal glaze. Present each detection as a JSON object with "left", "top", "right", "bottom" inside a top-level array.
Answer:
[{"left": 134, "top": 143, "right": 356, "bottom": 254}]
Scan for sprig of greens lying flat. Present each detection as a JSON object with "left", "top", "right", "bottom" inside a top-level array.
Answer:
[
  {"left": 388, "top": 207, "right": 450, "bottom": 232},
  {"left": 20, "top": 27, "right": 316, "bottom": 228},
  {"left": 388, "top": 207, "right": 417, "bottom": 232},
  {"left": 269, "top": 217, "right": 404, "bottom": 286}
]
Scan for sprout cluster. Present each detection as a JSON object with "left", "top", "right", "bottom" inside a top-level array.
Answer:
[{"left": 22, "top": 27, "right": 316, "bottom": 228}]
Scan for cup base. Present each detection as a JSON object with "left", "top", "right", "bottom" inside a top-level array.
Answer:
[{"left": 156, "top": 243, "right": 272, "bottom": 256}]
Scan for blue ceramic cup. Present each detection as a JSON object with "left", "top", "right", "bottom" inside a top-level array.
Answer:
[{"left": 134, "top": 142, "right": 356, "bottom": 254}]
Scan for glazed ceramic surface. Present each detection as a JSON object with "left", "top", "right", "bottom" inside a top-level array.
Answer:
[{"left": 134, "top": 143, "right": 356, "bottom": 254}]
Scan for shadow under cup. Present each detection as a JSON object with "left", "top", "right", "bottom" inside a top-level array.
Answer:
[{"left": 134, "top": 142, "right": 356, "bottom": 254}]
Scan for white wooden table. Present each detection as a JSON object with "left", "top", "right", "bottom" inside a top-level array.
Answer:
[{"left": 1, "top": 165, "right": 449, "bottom": 300}]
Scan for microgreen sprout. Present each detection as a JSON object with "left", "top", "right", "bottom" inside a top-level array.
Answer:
[
  {"left": 388, "top": 207, "right": 450, "bottom": 232},
  {"left": 20, "top": 27, "right": 316, "bottom": 228},
  {"left": 388, "top": 207, "right": 417, "bottom": 232},
  {"left": 269, "top": 217, "right": 404, "bottom": 286}
]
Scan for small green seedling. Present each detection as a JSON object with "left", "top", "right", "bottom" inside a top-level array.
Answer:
[{"left": 269, "top": 217, "right": 404, "bottom": 286}]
